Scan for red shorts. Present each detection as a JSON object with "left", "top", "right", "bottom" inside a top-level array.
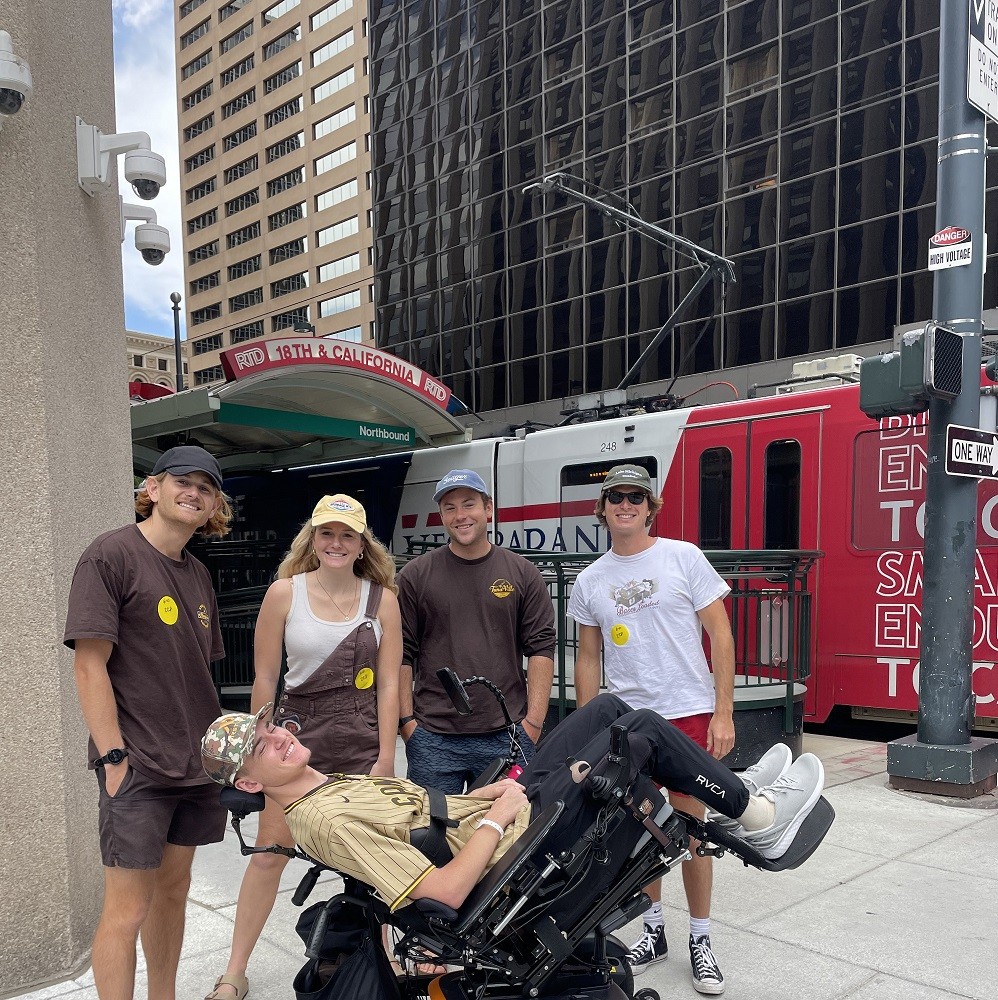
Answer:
[{"left": 663, "top": 713, "right": 712, "bottom": 800}]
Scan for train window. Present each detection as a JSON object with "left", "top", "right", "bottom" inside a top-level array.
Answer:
[
  {"left": 560, "top": 457, "right": 658, "bottom": 489},
  {"left": 699, "top": 448, "right": 731, "bottom": 549},
  {"left": 764, "top": 440, "right": 801, "bottom": 549}
]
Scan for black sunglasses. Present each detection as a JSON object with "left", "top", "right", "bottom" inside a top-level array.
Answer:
[{"left": 604, "top": 490, "right": 648, "bottom": 505}]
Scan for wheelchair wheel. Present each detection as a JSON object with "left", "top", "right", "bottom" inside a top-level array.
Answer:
[{"left": 633, "top": 989, "right": 660, "bottom": 1000}]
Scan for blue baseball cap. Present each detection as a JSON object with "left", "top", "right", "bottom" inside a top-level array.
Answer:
[{"left": 433, "top": 469, "right": 490, "bottom": 503}]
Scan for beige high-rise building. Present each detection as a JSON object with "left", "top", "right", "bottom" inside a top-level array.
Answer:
[{"left": 174, "top": 0, "right": 375, "bottom": 385}]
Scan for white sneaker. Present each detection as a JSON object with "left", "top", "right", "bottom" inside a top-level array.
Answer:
[
  {"left": 706, "top": 743, "right": 793, "bottom": 831},
  {"left": 742, "top": 753, "right": 824, "bottom": 860}
]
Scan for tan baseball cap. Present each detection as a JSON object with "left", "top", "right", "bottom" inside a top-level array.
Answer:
[
  {"left": 201, "top": 703, "right": 273, "bottom": 786},
  {"left": 310, "top": 494, "right": 367, "bottom": 533}
]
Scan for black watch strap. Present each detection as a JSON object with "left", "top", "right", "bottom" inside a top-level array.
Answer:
[
  {"left": 94, "top": 748, "right": 128, "bottom": 767},
  {"left": 398, "top": 715, "right": 416, "bottom": 730}
]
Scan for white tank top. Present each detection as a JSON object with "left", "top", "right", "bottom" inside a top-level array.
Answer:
[{"left": 283, "top": 574, "right": 383, "bottom": 688}]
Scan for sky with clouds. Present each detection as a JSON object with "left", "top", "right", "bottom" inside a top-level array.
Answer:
[{"left": 113, "top": 0, "right": 186, "bottom": 339}]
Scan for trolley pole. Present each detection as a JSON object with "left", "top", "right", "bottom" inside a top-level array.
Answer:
[{"left": 886, "top": 0, "right": 998, "bottom": 795}]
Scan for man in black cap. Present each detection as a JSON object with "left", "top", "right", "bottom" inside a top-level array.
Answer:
[{"left": 65, "top": 446, "right": 232, "bottom": 1000}]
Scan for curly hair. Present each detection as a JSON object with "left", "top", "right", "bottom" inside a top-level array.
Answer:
[
  {"left": 276, "top": 517, "right": 398, "bottom": 593},
  {"left": 594, "top": 489, "right": 664, "bottom": 529},
  {"left": 135, "top": 472, "right": 233, "bottom": 540}
]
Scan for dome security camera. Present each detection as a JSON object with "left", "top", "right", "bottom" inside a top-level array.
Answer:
[
  {"left": 125, "top": 148, "right": 167, "bottom": 201},
  {"left": 134, "top": 223, "right": 170, "bottom": 265},
  {"left": 0, "top": 30, "right": 32, "bottom": 117}
]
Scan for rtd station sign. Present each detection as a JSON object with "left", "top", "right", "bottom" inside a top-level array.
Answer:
[{"left": 969, "top": 0, "right": 998, "bottom": 121}]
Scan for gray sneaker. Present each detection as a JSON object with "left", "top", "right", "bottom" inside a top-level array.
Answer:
[
  {"left": 706, "top": 743, "right": 792, "bottom": 831},
  {"left": 741, "top": 753, "right": 824, "bottom": 860}
]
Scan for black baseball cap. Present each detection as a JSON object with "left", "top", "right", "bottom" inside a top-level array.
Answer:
[{"left": 152, "top": 446, "right": 223, "bottom": 490}]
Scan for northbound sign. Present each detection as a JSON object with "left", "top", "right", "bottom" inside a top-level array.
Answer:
[
  {"left": 969, "top": 0, "right": 998, "bottom": 121},
  {"left": 946, "top": 423, "right": 998, "bottom": 478}
]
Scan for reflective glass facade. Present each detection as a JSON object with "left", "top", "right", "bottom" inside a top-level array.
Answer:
[{"left": 369, "top": 1, "right": 998, "bottom": 410}]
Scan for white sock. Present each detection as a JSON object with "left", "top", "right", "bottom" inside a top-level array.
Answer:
[
  {"left": 690, "top": 917, "right": 710, "bottom": 939},
  {"left": 644, "top": 902, "right": 664, "bottom": 929},
  {"left": 737, "top": 794, "right": 776, "bottom": 831}
]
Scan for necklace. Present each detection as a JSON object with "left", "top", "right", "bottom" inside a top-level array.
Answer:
[{"left": 314, "top": 573, "right": 360, "bottom": 620}]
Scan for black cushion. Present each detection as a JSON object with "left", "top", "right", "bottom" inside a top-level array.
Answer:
[{"left": 220, "top": 786, "right": 266, "bottom": 818}]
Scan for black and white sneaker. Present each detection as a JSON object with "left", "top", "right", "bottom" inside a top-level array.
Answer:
[
  {"left": 689, "top": 934, "right": 725, "bottom": 995},
  {"left": 626, "top": 922, "right": 668, "bottom": 976}
]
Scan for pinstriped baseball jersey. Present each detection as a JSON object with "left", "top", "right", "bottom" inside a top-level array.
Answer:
[{"left": 285, "top": 775, "right": 532, "bottom": 910}]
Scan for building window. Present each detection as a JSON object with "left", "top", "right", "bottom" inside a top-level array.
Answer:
[
  {"left": 221, "top": 55, "right": 254, "bottom": 87},
  {"left": 271, "top": 272, "right": 309, "bottom": 298},
  {"left": 225, "top": 188, "right": 261, "bottom": 216},
  {"left": 311, "top": 0, "right": 352, "bottom": 32},
  {"left": 311, "top": 28, "right": 353, "bottom": 69},
  {"left": 268, "top": 201, "right": 307, "bottom": 231},
  {"left": 220, "top": 21, "right": 253, "bottom": 54},
  {"left": 265, "top": 98, "right": 303, "bottom": 130},
  {"left": 221, "top": 87, "right": 256, "bottom": 119},
  {"left": 180, "top": 19, "right": 210, "bottom": 50},
  {"left": 314, "top": 140, "right": 356, "bottom": 176},
  {"left": 263, "top": 0, "right": 301, "bottom": 23},
  {"left": 227, "top": 221, "right": 261, "bottom": 248},
  {"left": 188, "top": 208, "right": 218, "bottom": 234},
  {"left": 182, "top": 81, "right": 213, "bottom": 110},
  {"left": 183, "top": 112, "right": 214, "bottom": 142},
  {"left": 264, "top": 60, "right": 302, "bottom": 94},
  {"left": 325, "top": 324, "right": 362, "bottom": 342},
  {"left": 228, "top": 255, "right": 262, "bottom": 280},
  {"left": 317, "top": 253, "right": 360, "bottom": 282},
  {"left": 188, "top": 239, "right": 219, "bottom": 264},
  {"left": 158, "top": 358, "right": 169, "bottom": 372},
  {"left": 229, "top": 288, "right": 265, "bottom": 312},
  {"left": 313, "top": 103, "right": 355, "bottom": 140},
  {"left": 312, "top": 65, "right": 354, "bottom": 104},
  {"left": 194, "top": 365, "right": 225, "bottom": 385},
  {"left": 230, "top": 320, "right": 264, "bottom": 343},
  {"left": 180, "top": 0, "right": 207, "bottom": 18},
  {"left": 267, "top": 167, "right": 305, "bottom": 197},
  {"left": 223, "top": 121, "right": 257, "bottom": 151},
  {"left": 132, "top": 354, "right": 144, "bottom": 367},
  {"left": 186, "top": 177, "right": 217, "bottom": 203},
  {"left": 190, "top": 271, "right": 220, "bottom": 295},
  {"left": 219, "top": 0, "right": 251, "bottom": 22},
  {"left": 266, "top": 131, "right": 305, "bottom": 162},
  {"left": 319, "top": 289, "right": 360, "bottom": 317},
  {"left": 181, "top": 49, "right": 211, "bottom": 80},
  {"left": 224, "top": 154, "right": 259, "bottom": 183},
  {"left": 191, "top": 306, "right": 222, "bottom": 327},
  {"left": 269, "top": 236, "right": 308, "bottom": 264},
  {"left": 316, "top": 214, "right": 358, "bottom": 247},
  {"left": 315, "top": 178, "right": 357, "bottom": 212},
  {"left": 264, "top": 26, "right": 302, "bottom": 60},
  {"left": 272, "top": 306, "right": 309, "bottom": 331},
  {"left": 184, "top": 145, "right": 215, "bottom": 172}
]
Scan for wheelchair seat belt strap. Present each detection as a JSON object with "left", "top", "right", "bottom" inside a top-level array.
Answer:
[{"left": 414, "top": 786, "right": 458, "bottom": 868}]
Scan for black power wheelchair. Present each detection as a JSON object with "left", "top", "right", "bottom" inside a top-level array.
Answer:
[{"left": 221, "top": 674, "right": 834, "bottom": 1000}]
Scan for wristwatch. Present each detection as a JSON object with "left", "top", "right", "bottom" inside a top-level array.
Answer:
[
  {"left": 93, "top": 748, "right": 128, "bottom": 767},
  {"left": 398, "top": 715, "right": 415, "bottom": 730}
]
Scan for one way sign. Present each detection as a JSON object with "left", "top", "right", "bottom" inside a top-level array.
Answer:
[{"left": 946, "top": 424, "right": 998, "bottom": 478}]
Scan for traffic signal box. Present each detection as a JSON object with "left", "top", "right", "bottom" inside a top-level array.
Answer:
[{"left": 859, "top": 322, "right": 963, "bottom": 419}]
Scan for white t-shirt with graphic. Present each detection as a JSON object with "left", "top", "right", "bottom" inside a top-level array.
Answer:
[{"left": 567, "top": 538, "right": 730, "bottom": 719}]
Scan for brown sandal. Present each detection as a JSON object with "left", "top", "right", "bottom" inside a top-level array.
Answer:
[{"left": 205, "top": 974, "right": 249, "bottom": 1000}]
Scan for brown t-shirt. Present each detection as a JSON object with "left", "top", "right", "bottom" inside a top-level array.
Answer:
[
  {"left": 64, "top": 525, "right": 224, "bottom": 785},
  {"left": 398, "top": 545, "right": 556, "bottom": 733}
]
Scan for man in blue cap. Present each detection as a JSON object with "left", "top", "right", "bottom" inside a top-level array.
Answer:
[
  {"left": 397, "top": 469, "right": 555, "bottom": 793},
  {"left": 65, "top": 445, "right": 232, "bottom": 1000}
]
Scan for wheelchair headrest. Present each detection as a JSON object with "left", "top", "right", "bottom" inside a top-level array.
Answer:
[{"left": 220, "top": 786, "right": 266, "bottom": 819}]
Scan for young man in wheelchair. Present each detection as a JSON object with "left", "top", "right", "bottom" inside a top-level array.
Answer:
[{"left": 201, "top": 694, "right": 825, "bottom": 919}]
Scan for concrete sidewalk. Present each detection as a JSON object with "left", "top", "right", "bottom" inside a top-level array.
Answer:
[{"left": 15, "top": 733, "right": 998, "bottom": 1000}]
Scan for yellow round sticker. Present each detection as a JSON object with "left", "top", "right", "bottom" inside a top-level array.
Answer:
[
  {"left": 355, "top": 667, "right": 375, "bottom": 690},
  {"left": 610, "top": 623, "right": 629, "bottom": 646},
  {"left": 158, "top": 596, "right": 179, "bottom": 626}
]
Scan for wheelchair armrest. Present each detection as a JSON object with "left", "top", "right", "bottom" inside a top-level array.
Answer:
[
  {"left": 467, "top": 757, "right": 510, "bottom": 792},
  {"left": 703, "top": 796, "right": 835, "bottom": 872},
  {"left": 414, "top": 898, "right": 460, "bottom": 922},
  {"left": 219, "top": 786, "right": 266, "bottom": 819},
  {"left": 453, "top": 800, "right": 564, "bottom": 935}
]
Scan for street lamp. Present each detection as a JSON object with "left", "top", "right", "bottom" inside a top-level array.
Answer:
[
  {"left": 293, "top": 320, "right": 316, "bottom": 336},
  {"left": 169, "top": 291, "right": 185, "bottom": 392}
]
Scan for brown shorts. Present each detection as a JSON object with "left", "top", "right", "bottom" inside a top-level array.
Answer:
[{"left": 96, "top": 765, "right": 226, "bottom": 869}]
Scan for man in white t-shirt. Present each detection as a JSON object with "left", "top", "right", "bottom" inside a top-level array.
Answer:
[{"left": 568, "top": 464, "right": 737, "bottom": 995}]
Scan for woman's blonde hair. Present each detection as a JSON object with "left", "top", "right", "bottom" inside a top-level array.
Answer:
[
  {"left": 594, "top": 489, "right": 664, "bottom": 529},
  {"left": 276, "top": 516, "right": 398, "bottom": 593},
  {"left": 134, "top": 472, "right": 233, "bottom": 540}
]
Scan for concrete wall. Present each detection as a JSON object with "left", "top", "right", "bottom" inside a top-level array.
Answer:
[{"left": 0, "top": 1, "right": 134, "bottom": 993}]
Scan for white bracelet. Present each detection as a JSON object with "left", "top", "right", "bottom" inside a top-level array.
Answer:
[{"left": 476, "top": 818, "right": 505, "bottom": 838}]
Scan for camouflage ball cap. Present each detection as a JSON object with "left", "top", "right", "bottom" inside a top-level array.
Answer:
[{"left": 201, "top": 702, "right": 273, "bottom": 785}]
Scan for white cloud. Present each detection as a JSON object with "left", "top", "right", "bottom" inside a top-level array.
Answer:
[{"left": 113, "top": 2, "right": 186, "bottom": 338}]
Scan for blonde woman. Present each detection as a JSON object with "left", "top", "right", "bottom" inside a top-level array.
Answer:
[{"left": 206, "top": 494, "right": 401, "bottom": 1000}]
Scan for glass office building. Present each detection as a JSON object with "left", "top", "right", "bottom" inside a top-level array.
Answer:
[{"left": 369, "top": 0, "right": 998, "bottom": 412}]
